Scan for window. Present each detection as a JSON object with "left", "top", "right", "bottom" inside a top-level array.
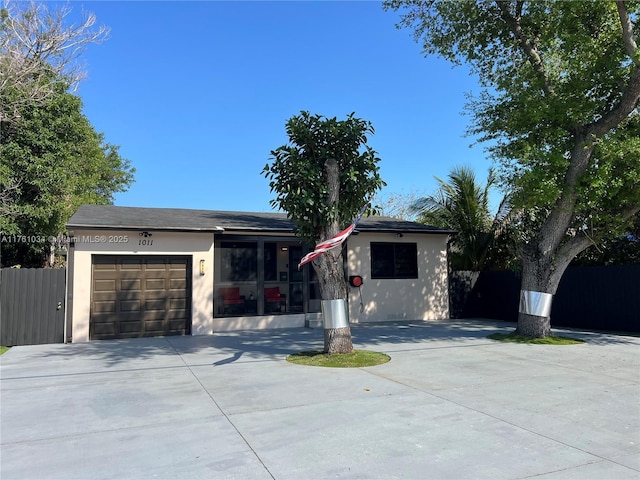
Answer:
[
  {"left": 220, "top": 242, "right": 257, "bottom": 281},
  {"left": 264, "top": 242, "right": 277, "bottom": 282},
  {"left": 370, "top": 242, "right": 418, "bottom": 279}
]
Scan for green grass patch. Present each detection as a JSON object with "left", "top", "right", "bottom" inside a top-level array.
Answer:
[
  {"left": 0, "top": 346, "right": 10, "bottom": 355},
  {"left": 286, "top": 350, "right": 391, "bottom": 368},
  {"left": 488, "top": 333, "right": 584, "bottom": 345}
]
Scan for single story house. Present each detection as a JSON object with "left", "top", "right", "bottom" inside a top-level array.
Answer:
[{"left": 65, "top": 204, "right": 453, "bottom": 342}]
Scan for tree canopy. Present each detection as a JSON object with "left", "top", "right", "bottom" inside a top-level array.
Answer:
[
  {"left": 263, "top": 111, "right": 385, "bottom": 353},
  {"left": 1, "top": 1, "right": 133, "bottom": 267},
  {"left": 412, "top": 166, "right": 515, "bottom": 270},
  {"left": 385, "top": 0, "right": 640, "bottom": 336},
  {"left": 263, "top": 111, "right": 385, "bottom": 246}
]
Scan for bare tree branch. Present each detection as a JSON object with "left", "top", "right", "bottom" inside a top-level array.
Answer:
[{"left": 0, "top": 0, "right": 109, "bottom": 125}]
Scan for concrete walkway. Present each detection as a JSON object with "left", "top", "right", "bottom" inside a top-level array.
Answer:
[{"left": 1, "top": 319, "right": 638, "bottom": 480}]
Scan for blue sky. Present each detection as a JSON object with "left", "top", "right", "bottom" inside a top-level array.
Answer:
[{"left": 71, "top": 1, "right": 491, "bottom": 214}]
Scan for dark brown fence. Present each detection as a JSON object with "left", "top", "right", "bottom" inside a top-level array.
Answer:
[
  {"left": 1, "top": 268, "right": 66, "bottom": 346},
  {"left": 450, "top": 265, "right": 640, "bottom": 333}
]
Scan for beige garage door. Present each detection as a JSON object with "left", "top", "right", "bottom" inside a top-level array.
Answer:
[{"left": 91, "top": 255, "right": 191, "bottom": 340}]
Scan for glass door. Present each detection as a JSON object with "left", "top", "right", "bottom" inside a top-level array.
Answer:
[{"left": 288, "top": 246, "right": 304, "bottom": 313}]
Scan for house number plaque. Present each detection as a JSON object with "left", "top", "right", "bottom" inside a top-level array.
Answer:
[{"left": 138, "top": 231, "right": 153, "bottom": 246}]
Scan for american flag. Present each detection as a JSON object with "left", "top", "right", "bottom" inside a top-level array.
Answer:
[{"left": 298, "top": 203, "right": 369, "bottom": 269}]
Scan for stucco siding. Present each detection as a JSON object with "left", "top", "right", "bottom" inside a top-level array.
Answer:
[
  {"left": 346, "top": 232, "right": 449, "bottom": 323},
  {"left": 69, "top": 229, "right": 215, "bottom": 342}
]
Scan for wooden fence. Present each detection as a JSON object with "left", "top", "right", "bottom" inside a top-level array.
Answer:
[
  {"left": 450, "top": 265, "right": 640, "bottom": 333},
  {"left": 1, "top": 268, "right": 66, "bottom": 346}
]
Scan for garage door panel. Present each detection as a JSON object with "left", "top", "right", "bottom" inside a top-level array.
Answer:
[
  {"left": 169, "top": 298, "right": 187, "bottom": 310},
  {"left": 119, "top": 279, "right": 141, "bottom": 291},
  {"left": 144, "top": 320, "right": 165, "bottom": 333},
  {"left": 144, "top": 299, "right": 166, "bottom": 311},
  {"left": 169, "top": 319, "right": 188, "bottom": 331},
  {"left": 145, "top": 278, "right": 166, "bottom": 290},
  {"left": 117, "top": 313, "right": 145, "bottom": 324},
  {"left": 120, "top": 262, "right": 143, "bottom": 270},
  {"left": 143, "top": 290, "right": 169, "bottom": 300},
  {"left": 120, "top": 324, "right": 143, "bottom": 336},
  {"left": 120, "top": 300, "right": 141, "bottom": 312},
  {"left": 144, "top": 260, "right": 166, "bottom": 270},
  {"left": 117, "top": 290, "right": 142, "bottom": 299},
  {"left": 93, "top": 289, "right": 116, "bottom": 299},
  {"left": 93, "top": 279, "right": 117, "bottom": 293},
  {"left": 119, "top": 275, "right": 144, "bottom": 285},
  {"left": 169, "top": 278, "right": 187, "bottom": 290},
  {"left": 93, "top": 301, "right": 116, "bottom": 313},
  {"left": 91, "top": 320, "right": 117, "bottom": 337},
  {"left": 166, "top": 314, "right": 189, "bottom": 324},
  {"left": 93, "top": 263, "right": 116, "bottom": 271},
  {"left": 91, "top": 255, "right": 191, "bottom": 340}
]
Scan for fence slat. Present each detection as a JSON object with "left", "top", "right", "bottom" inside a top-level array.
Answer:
[
  {"left": 1, "top": 268, "right": 66, "bottom": 346},
  {"left": 450, "top": 265, "right": 639, "bottom": 332}
]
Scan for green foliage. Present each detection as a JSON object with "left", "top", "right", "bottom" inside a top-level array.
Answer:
[
  {"left": 413, "top": 166, "right": 495, "bottom": 270},
  {"left": 572, "top": 214, "right": 640, "bottom": 266},
  {"left": 488, "top": 333, "right": 584, "bottom": 345},
  {"left": 412, "top": 166, "right": 517, "bottom": 270},
  {"left": 1, "top": 82, "right": 134, "bottom": 266},
  {"left": 385, "top": 0, "right": 640, "bottom": 265},
  {"left": 0, "top": 1, "right": 126, "bottom": 267},
  {"left": 286, "top": 350, "right": 391, "bottom": 368},
  {"left": 263, "top": 111, "right": 386, "bottom": 245}
]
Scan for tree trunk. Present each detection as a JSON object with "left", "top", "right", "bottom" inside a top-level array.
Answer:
[
  {"left": 516, "top": 241, "right": 573, "bottom": 337},
  {"left": 315, "top": 248, "right": 354, "bottom": 354},
  {"left": 315, "top": 158, "right": 354, "bottom": 354},
  {"left": 516, "top": 312, "right": 551, "bottom": 338},
  {"left": 324, "top": 326, "right": 354, "bottom": 354},
  {"left": 516, "top": 250, "right": 554, "bottom": 337}
]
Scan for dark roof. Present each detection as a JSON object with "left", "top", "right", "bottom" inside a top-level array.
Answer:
[{"left": 67, "top": 204, "right": 453, "bottom": 235}]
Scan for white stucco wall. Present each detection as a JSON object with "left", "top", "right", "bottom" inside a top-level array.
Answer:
[
  {"left": 346, "top": 232, "right": 450, "bottom": 323},
  {"left": 68, "top": 227, "right": 450, "bottom": 340},
  {"left": 69, "top": 229, "right": 215, "bottom": 342}
]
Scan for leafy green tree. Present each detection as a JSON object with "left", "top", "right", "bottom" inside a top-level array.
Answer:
[
  {"left": 1, "top": 1, "right": 131, "bottom": 267},
  {"left": 0, "top": 81, "right": 134, "bottom": 267},
  {"left": 572, "top": 213, "right": 640, "bottom": 266},
  {"left": 263, "top": 111, "right": 385, "bottom": 353},
  {"left": 385, "top": 0, "right": 640, "bottom": 337},
  {"left": 412, "top": 166, "right": 498, "bottom": 270}
]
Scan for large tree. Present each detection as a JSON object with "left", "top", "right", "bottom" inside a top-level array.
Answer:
[
  {"left": 263, "top": 111, "right": 385, "bottom": 354},
  {"left": 1, "top": 81, "right": 134, "bottom": 266},
  {"left": 385, "top": 0, "right": 640, "bottom": 337},
  {"left": 1, "top": 1, "right": 132, "bottom": 267}
]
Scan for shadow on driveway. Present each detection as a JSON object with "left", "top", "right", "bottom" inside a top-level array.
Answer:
[{"left": 4, "top": 319, "right": 638, "bottom": 374}]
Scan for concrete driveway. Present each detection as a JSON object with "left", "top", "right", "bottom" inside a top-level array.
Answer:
[{"left": 1, "top": 319, "right": 639, "bottom": 480}]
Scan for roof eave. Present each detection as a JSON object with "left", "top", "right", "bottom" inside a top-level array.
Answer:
[
  {"left": 65, "top": 224, "right": 225, "bottom": 233},
  {"left": 354, "top": 228, "right": 455, "bottom": 235}
]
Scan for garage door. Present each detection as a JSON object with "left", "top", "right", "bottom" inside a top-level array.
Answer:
[{"left": 91, "top": 255, "right": 191, "bottom": 340}]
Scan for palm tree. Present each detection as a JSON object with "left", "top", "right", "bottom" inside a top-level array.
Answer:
[{"left": 412, "top": 166, "right": 507, "bottom": 271}]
